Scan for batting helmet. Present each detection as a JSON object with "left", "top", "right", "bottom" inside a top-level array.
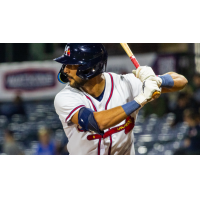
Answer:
[{"left": 54, "top": 43, "right": 108, "bottom": 84}]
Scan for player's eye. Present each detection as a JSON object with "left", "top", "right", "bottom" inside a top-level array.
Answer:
[{"left": 71, "top": 65, "right": 79, "bottom": 70}]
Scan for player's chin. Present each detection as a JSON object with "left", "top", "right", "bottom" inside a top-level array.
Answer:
[
  {"left": 70, "top": 80, "right": 79, "bottom": 89},
  {"left": 70, "top": 79, "right": 86, "bottom": 89},
  {"left": 69, "top": 81, "right": 75, "bottom": 87}
]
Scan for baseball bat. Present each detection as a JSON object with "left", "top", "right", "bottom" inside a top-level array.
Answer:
[{"left": 120, "top": 43, "right": 161, "bottom": 99}]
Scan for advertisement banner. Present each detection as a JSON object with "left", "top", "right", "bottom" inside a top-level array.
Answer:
[
  {"left": 0, "top": 61, "right": 63, "bottom": 101},
  {"left": 4, "top": 69, "right": 56, "bottom": 91}
]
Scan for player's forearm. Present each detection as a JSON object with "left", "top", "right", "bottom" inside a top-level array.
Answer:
[
  {"left": 161, "top": 72, "right": 188, "bottom": 93},
  {"left": 94, "top": 106, "right": 128, "bottom": 131},
  {"left": 71, "top": 105, "right": 132, "bottom": 132},
  {"left": 94, "top": 98, "right": 143, "bottom": 131}
]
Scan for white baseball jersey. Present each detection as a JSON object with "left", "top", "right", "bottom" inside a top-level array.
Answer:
[{"left": 54, "top": 72, "right": 142, "bottom": 155}]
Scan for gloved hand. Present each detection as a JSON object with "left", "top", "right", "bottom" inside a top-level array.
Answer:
[
  {"left": 132, "top": 66, "right": 162, "bottom": 88},
  {"left": 134, "top": 79, "right": 161, "bottom": 107}
]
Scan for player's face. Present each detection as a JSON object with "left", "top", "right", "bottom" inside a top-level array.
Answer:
[{"left": 63, "top": 65, "right": 87, "bottom": 88}]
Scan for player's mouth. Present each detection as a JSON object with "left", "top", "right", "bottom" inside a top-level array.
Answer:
[{"left": 68, "top": 76, "right": 73, "bottom": 81}]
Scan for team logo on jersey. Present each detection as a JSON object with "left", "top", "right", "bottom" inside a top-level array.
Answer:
[
  {"left": 117, "top": 118, "right": 133, "bottom": 132},
  {"left": 64, "top": 46, "right": 70, "bottom": 57}
]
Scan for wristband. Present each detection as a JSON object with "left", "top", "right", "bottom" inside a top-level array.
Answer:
[
  {"left": 159, "top": 74, "right": 174, "bottom": 88},
  {"left": 122, "top": 100, "right": 141, "bottom": 116}
]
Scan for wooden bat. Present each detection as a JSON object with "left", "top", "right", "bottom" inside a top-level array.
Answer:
[{"left": 120, "top": 43, "right": 161, "bottom": 99}]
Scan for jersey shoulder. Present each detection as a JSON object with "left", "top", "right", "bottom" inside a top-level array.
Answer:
[
  {"left": 106, "top": 72, "right": 142, "bottom": 99},
  {"left": 54, "top": 84, "right": 85, "bottom": 109},
  {"left": 105, "top": 72, "right": 140, "bottom": 85}
]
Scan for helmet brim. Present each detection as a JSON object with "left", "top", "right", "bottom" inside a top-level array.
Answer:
[{"left": 54, "top": 55, "right": 86, "bottom": 65}]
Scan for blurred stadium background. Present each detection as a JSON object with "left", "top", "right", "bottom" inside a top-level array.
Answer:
[{"left": 0, "top": 43, "right": 200, "bottom": 155}]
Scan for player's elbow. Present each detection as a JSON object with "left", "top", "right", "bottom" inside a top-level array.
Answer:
[{"left": 180, "top": 75, "right": 188, "bottom": 90}]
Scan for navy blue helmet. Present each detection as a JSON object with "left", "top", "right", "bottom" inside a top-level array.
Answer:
[{"left": 54, "top": 43, "right": 108, "bottom": 84}]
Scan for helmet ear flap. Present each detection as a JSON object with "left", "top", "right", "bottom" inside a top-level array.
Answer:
[
  {"left": 57, "top": 65, "right": 69, "bottom": 84},
  {"left": 57, "top": 73, "right": 68, "bottom": 84}
]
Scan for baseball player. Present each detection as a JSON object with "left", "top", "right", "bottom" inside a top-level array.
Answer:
[{"left": 54, "top": 43, "right": 188, "bottom": 155}]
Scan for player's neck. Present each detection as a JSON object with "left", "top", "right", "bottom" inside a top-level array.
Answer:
[{"left": 81, "top": 74, "right": 105, "bottom": 98}]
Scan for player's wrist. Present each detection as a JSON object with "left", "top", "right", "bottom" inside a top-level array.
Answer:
[
  {"left": 134, "top": 93, "right": 148, "bottom": 107},
  {"left": 159, "top": 74, "right": 174, "bottom": 88},
  {"left": 122, "top": 100, "right": 141, "bottom": 116}
]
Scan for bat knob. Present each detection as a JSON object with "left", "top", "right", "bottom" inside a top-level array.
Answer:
[{"left": 152, "top": 91, "right": 161, "bottom": 99}]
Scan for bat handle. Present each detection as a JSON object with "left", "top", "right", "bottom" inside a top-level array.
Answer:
[
  {"left": 130, "top": 55, "right": 161, "bottom": 99},
  {"left": 130, "top": 55, "right": 140, "bottom": 69}
]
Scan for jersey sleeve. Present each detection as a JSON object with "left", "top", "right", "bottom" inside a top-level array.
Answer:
[
  {"left": 121, "top": 73, "right": 143, "bottom": 101},
  {"left": 54, "top": 91, "right": 86, "bottom": 124}
]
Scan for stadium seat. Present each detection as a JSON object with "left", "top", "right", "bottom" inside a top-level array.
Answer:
[{"left": 0, "top": 115, "right": 8, "bottom": 128}]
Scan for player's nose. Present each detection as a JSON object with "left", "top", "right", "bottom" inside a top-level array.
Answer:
[{"left": 64, "top": 66, "right": 70, "bottom": 74}]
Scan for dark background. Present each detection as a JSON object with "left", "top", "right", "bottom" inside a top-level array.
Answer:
[{"left": 0, "top": 43, "right": 195, "bottom": 62}]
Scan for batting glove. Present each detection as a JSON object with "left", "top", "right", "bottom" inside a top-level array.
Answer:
[
  {"left": 132, "top": 66, "right": 162, "bottom": 88},
  {"left": 134, "top": 79, "right": 161, "bottom": 107}
]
